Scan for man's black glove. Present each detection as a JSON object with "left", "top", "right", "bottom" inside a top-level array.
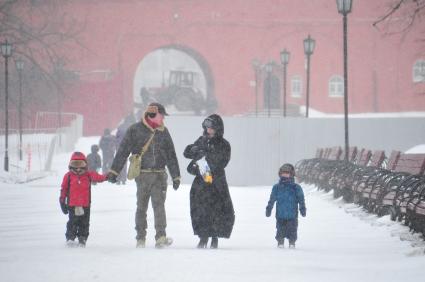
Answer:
[
  {"left": 59, "top": 198, "right": 68, "bottom": 215},
  {"left": 300, "top": 208, "right": 306, "bottom": 217},
  {"left": 173, "top": 179, "right": 180, "bottom": 190},
  {"left": 190, "top": 145, "right": 206, "bottom": 160},
  {"left": 190, "top": 145, "right": 200, "bottom": 154},
  {"left": 106, "top": 172, "right": 117, "bottom": 183},
  {"left": 265, "top": 207, "right": 272, "bottom": 217}
]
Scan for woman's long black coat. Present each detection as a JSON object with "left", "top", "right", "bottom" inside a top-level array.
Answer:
[{"left": 183, "top": 117, "right": 235, "bottom": 238}]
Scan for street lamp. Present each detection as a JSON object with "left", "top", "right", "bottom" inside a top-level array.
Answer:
[
  {"left": 303, "top": 35, "right": 315, "bottom": 118},
  {"left": 15, "top": 58, "right": 24, "bottom": 161},
  {"left": 265, "top": 62, "right": 273, "bottom": 118},
  {"left": 1, "top": 40, "right": 12, "bottom": 171},
  {"left": 53, "top": 61, "right": 64, "bottom": 147},
  {"left": 336, "top": 0, "right": 353, "bottom": 161},
  {"left": 251, "top": 58, "right": 261, "bottom": 117},
  {"left": 280, "top": 49, "right": 290, "bottom": 117}
]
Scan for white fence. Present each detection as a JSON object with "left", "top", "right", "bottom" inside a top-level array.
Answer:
[
  {"left": 0, "top": 112, "right": 83, "bottom": 174},
  {"left": 166, "top": 116, "right": 425, "bottom": 186}
]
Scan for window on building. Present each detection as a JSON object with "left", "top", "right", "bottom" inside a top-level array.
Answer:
[
  {"left": 329, "top": 75, "right": 344, "bottom": 97},
  {"left": 291, "top": 75, "right": 302, "bottom": 97},
  {"left": 413, "top": 60, "right": 425, "bottom": 83}
]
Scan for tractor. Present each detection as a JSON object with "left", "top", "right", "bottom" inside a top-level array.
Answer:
[{"left": 143, "top": 70, "right": 207, "bottom": 115}]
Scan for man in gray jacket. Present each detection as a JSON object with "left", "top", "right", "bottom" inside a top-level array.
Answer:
[{"left": 107, "top": 103, "right": 181, "bottom": 248}]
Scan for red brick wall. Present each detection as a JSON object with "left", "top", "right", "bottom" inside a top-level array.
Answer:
[{"left": 56, "top": 0, "right": 424, "bottom": 135}]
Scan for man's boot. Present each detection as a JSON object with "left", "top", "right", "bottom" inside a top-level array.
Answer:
[
  {"left": 136, "top": 238, "right": 146, "bottom": 248},
  {"left": 155, "top": 236, "right": 173, "bottom": 248}
]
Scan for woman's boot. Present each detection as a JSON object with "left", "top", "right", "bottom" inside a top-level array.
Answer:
[
  {"left": 197, "top": 237, "right": 208, "bottom": 248},
  {"left": 210, "top": 237, "right": 218, "bottom": 249}
]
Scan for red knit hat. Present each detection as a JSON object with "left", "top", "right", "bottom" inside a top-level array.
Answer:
[{"left": 69, "top": 151, "right": 87, "bottom": 168}]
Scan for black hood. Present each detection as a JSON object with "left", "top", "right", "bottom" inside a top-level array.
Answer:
[{"left": 203, "top": 114, "right": 224, "bottom": 138}]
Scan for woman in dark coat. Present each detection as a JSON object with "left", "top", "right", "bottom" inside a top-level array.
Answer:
[{"left": 183, "top": 114, "right": 235, "bottom": 249}]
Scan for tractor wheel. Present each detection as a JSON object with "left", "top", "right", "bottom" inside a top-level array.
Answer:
[
  {"left": 174, "top": 88, "right": 196, "bottom": 112},
  {"left": 174, "top": 88, "right": 204, "bottom": 114}
]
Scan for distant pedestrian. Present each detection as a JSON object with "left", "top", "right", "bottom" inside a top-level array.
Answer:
[
  {"left": 87, "top": 144, "right": 102, "bottom": 186},
  {"left": 99, "top": 128, "right": 116, "bottom": 174},
  {"left": 59, "top": 152, "right": 107, "bottom": 247},
  {"left": 115, "top": 114, "right": 136, "bottom": 185},
  {"left": 87, "top": 144, "right": 101, "bottom": 172},
  {"left": 266, "top": 163, "right": 306, "bottom": 248}
]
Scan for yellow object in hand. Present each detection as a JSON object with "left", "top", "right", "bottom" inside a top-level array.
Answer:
[{"left": 204, "top": 173, "right": 213, "bottom": 184}]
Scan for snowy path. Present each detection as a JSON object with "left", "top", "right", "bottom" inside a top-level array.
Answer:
[{"left": 1, "top": 174, "right": 424, "bottom": 282}]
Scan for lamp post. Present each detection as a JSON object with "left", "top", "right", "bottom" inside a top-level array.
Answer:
[
  {"left": 1, "top": 40, "right": 12, "bottom": 171},
  {"left": 53, "top": 62, "right": 64, "bottom": 147},
  {"left": 303, "top": 35, "right": 315, "bottom": 118},
  {"left": 337, "top": 0, "right": 353, "bottom": 161},
  {"left": 265, "top": 62, "right": 273, "bottom": 118},
  {"left": 280, "top": 49, "right": 290, "bottom": 117},
  {"left": 251, "top": 59, "right": 261, "bottom": 117},
  {"left": 15, "top": 58, "right": 24, "bottom": 161}
]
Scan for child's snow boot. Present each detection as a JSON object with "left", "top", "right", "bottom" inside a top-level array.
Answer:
[
  {"left": 78, "top": 237, "right": 86, "bottom": 248},
  {"left": 277, "top": 239, "right": 284, "bottom": 248},
  {"left": 66, "top": 239, "right": 77, "bottom": 248}
]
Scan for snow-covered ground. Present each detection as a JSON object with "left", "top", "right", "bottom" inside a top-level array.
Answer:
[{"left": 0, "top": 138, "right": 424, "bottom": 282}]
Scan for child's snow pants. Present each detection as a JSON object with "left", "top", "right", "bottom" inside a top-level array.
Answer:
[
  {"left": 275, "top": 218, "right": 298, "bottom": 243},
  {"left": 66, "top": 207, "right": 91, "bottom": 241}
]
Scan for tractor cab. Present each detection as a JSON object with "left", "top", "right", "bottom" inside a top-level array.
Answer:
[{"left": 169, "top": 70, "right": 195, "bottom": 88}]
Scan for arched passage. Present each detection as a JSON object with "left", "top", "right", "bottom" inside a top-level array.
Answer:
[{"left": 133, "top": 44, "right": 217, "bottom": 115}]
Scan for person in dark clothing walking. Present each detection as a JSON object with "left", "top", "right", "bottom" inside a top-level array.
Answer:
[
  {"left": 59, "top": 152, "right": 107, "bottom": 247},
  {"left": 87, "top": 144, "right": 102, "bottom": 186},
  {"left": 99, "top": 128, "right": 116, "bottom": 174},
  {"left": 106, "top": 103, "right": 181, "bottom": 248},
  {"left": 115, "top": 114, "right": 136, "bottom": 185},
  {"left": 184, "top": 114, "right": 235, "bottom": 249},
  {"left": 87, "top": 144, "right": 101, "bottom": 172},
  {"left": 266, "top": 163, "right": 306, "bottom": 248}
]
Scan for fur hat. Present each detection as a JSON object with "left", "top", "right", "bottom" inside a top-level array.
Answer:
[
  {"left": 202, "top": 114, "right": 224, "bottom": 137},
  {"left": 69, "top": 151, "right": 87, "bottom": 168}
]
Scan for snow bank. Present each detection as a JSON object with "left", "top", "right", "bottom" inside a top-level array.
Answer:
[{"left": 405, "top": 144, "right": 425, "bottom": 154}]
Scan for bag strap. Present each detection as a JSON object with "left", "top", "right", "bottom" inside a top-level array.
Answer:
[
  {"left": 138, "top": 132, "right": 155, "bottom": 157},
  {"left": 66, "top": 173, "right": 71, "bottom": 205}
]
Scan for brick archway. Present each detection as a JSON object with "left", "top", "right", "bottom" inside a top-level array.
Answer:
[{"left": 134, "top": 44, "right": 218, "bottom": 115}]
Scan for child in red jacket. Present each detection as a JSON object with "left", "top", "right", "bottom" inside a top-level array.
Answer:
[{"left": 59, "top": 152, "right": 107, "bottom": 247}]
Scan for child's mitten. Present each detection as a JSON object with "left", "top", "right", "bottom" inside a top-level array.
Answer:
[
  {"left": 59, "top": 198, "right": 68, "bottom": 215},
  {"left": 265, "top": 206, "right": 272, "bottom": 217},
  {"left": 300, "top": 207, "right": 306, "bottom": 217}
]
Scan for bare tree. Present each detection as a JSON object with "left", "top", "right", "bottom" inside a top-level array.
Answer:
[
  {"left": 0, "top": 0, "right": 85, "bottom": 114},
  {"left": 373, "top": 0, "right": 425, "bottom": 34}
]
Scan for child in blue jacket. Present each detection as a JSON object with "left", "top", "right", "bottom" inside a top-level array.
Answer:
[{"left": 266, "top": 163, "right": 306, "bottom": 248}]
